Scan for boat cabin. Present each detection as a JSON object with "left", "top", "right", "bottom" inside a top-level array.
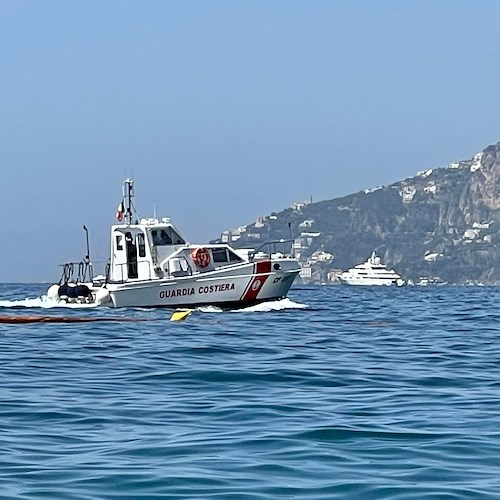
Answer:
[{"left": 109, "top": 217, "right": 244, "bottom": 283}]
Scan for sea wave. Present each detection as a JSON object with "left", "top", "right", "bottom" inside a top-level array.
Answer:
[{"left": 1, "top": 284, "right": 500, "bottom": 498}]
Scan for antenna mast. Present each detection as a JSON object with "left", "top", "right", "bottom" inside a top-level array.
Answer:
[{"left": 123, "top": 178, "right": 134, "bottom": 225}]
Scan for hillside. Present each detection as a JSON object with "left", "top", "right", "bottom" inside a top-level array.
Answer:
[{"left": 215, "top": 141, "right": 500, "bottom": 284}]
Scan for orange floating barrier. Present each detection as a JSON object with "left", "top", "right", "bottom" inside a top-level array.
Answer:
[{"left": 0, "top": 315, "right": 148, "bottom": 324}]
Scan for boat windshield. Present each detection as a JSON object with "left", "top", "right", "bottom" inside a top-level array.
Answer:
[
  {"left": 151, "top": 228, "right": 185, "bottom": 246},
  {"left": 212, "top": 247, "right": 243, "bottom": 263}
]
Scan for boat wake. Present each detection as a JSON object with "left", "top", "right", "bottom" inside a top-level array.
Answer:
[
  {"left": 0, "top": 296, "right": 308, "bottom": 314},
  {"left": 234, "top": 298, "right": 308, "bottom": 313},
  {"left": 0, "top": 295, "right": 100, "bottom": 309},
  {"left": 195, "top": 298, "right": 307, "bottom": 314},
  {"left": 197, "top": 305, "right": 224, "bottom": 313}
]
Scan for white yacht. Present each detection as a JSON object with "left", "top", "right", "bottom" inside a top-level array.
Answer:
[
  {"left": 339, "top": 252, "right": 404, "bottom": 286},
  {"left": 47, "top": 179, "right": 300, "bottom": 308}
]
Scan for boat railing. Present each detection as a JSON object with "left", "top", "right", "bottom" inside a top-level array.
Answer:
[
  {"left": 58, "top": 260, "right": 94, "bottom": 284},
  {"left": 248, "top": 239, "right": 295, "bottom": 261},
  {"left": 110, "top": 259, "right": 156, "bottom": 283},
  {"left": 109, "top": 256, "right": 194, "bottom": 282}
]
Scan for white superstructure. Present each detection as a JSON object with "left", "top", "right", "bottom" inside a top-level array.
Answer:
[
  {"left": 339, "top": 252, "right": 404, "bottom": 286},
  {"left": 48, "top": 179, "right": 300, "bottom": 308}
]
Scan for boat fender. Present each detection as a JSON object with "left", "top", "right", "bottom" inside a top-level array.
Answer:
[
  {"left": 57, "top": 283, "right": 91, "bottom": 299},
  {"left": 58, "top": 283, "right": 72, "bottom": 297},
  {"left": 47, "top": 284, "right": 60, "bottom": 301},
  {"left": 74, "top": 284, "right": 92, "bottom": 298},
  {"left": 191, "top": 247, "right": 211, "bottom": 268},
  {"left": 95, "top": 287, "right": 111, "bottom": 304}
]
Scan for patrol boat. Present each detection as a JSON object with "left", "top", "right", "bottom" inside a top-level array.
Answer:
[{"left": 47, "top": 179, "right": 300, "bottom": 308}]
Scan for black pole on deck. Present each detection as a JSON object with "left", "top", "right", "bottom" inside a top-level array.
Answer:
[{"left": 83, "top": 225, "right": 90, "bottom": 264}]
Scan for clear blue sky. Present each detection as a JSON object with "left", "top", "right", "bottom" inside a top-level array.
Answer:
[{"left": 1, "top": 0, "right": 499, "bottom": 282}]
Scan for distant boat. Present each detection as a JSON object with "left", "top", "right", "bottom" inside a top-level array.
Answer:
[
  {"left": 416, "top": 276, "right": 446, "bottom": 286},
  {"left": 339, "top": 252, "right": 404, "bottom": 286}
]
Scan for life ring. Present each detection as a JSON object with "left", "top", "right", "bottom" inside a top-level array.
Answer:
[{"left": 191, "top": 247, "right": 211, "bottom": 268}]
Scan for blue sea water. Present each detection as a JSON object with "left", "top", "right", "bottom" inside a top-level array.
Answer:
[{"left": 1, "top": 283, "right": 500, "bottom": 499}]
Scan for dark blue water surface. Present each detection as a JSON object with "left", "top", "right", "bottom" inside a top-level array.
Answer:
[{"left": 1, "top": 283, "right": 500, "bottom": 499}]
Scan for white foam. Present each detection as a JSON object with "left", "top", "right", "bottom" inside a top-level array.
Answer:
[
  {"left": 194, "top": 298, "right": 308, "bottom": 314},
  {"left": 0, "top": 295, "right": 101, "bottom": 309},
  {"left": 235, "top": 298, "right": 308, "bottom": 313},
  {"left": 197, "top": 305, "right": 224, "bottom": 313},
  {"left": 0, "top": 296, "right": 307, "bottom": 312}
]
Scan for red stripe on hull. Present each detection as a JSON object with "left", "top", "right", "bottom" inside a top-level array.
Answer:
[{"left": 241, "top": 260, "right": 272, "bottom": 301}]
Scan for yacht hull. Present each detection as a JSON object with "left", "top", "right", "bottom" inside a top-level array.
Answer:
[{"left": 339, "top": 277, "right": 397, "bottom": 286}]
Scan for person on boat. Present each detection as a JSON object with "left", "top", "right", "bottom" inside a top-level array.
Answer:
[
  {"left": 152, "top": 229, "right": 172, "bottom": 246},
  {"left": 125, "top": 232, "right": 138, "bottom": 279}
]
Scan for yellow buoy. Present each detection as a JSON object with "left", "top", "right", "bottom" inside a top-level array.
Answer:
[{"left": 169, "top": 308, "right": 193, "bottom": 322}]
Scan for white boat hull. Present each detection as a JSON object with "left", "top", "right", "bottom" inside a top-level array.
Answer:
[
  {"left": 339, "top": 277, "right": 397, "bottom": 286},
  {"left": 104, "top": 259, "right": 299, "bottom": 308}
]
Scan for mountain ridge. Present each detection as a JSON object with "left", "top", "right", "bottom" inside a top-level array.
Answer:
[{"left": 217, "top": 140, "right": 500, "bottom": 284}]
